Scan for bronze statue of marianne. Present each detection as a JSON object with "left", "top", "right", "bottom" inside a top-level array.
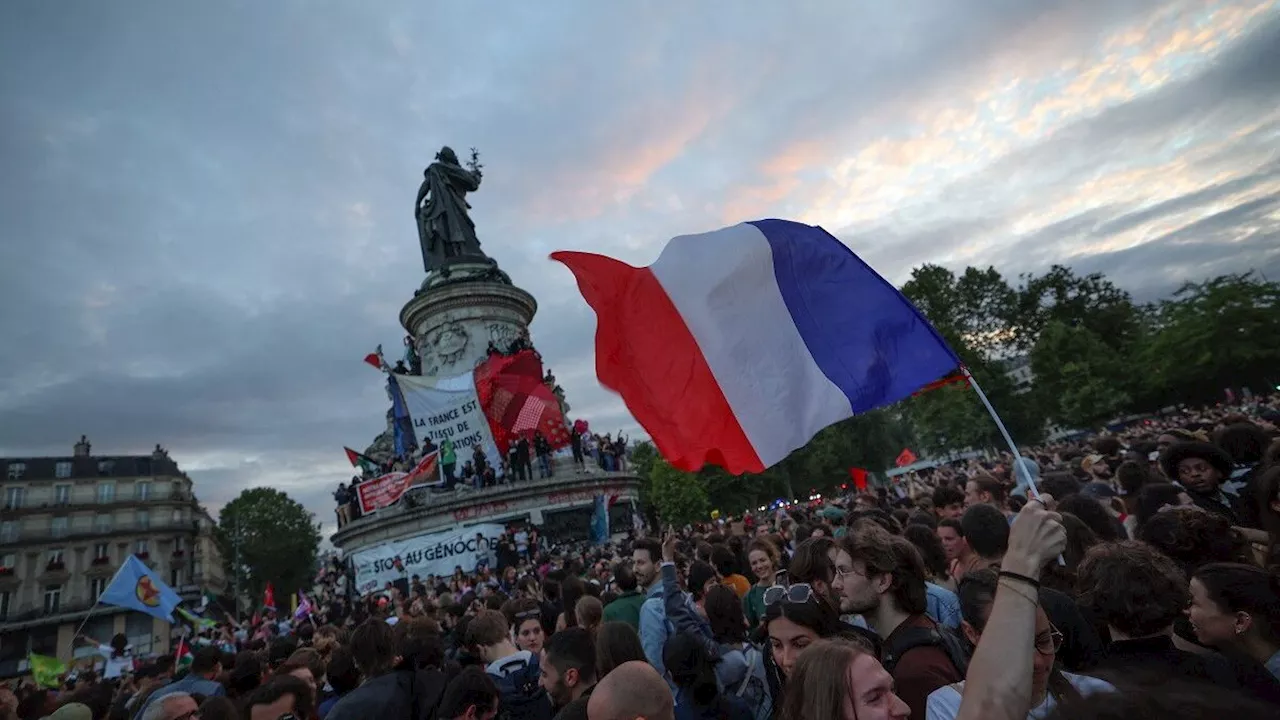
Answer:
[{"left": 414, "top": 146, "right": 486, "bottom": 273}]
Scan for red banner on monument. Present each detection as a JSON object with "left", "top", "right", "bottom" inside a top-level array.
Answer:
[{"left": 356, "top": 451, "right": 441, "bottom": 514}]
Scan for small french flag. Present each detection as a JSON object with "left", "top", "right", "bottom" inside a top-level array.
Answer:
[{"left": 552, "top": 219, "right": 958, "bottom": 474}]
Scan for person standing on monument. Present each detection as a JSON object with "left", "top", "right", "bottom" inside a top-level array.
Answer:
[{"left": 441, "top": 438, "right": 457, "bottom": 487}]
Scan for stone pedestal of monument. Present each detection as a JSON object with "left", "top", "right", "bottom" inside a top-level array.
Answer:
[{"left": 399, "top": 264, "right": 538, "bottom": 378}]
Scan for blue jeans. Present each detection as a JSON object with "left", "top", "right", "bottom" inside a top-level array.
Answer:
[{"left": 538, "top": 455, "right": 552, "bottom": 477}]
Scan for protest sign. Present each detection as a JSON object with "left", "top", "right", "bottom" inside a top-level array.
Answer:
[
  {"left": 351, "top": 522, "right": 504, "bottom": 595},
  {"left": 355, "top": 452, "right": 441, "bottom": 513},
  {"left": 399, "top": 373, "right": 503, "bottom": 471}
]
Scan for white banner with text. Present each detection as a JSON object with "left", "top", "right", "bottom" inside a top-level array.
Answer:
[
  {"left": 351, "top": 522, "right": 506, "bottom": 595},
  {"left": 398, "top": 372, "right": 503, "bottom": 473}
]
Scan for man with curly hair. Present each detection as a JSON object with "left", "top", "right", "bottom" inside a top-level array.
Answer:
[{"left": 1076, "top": 541, "right": 1248, "bottom": 693}]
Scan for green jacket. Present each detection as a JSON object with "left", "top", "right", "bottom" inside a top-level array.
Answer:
[
  {"left": 602, "top": 590, "right": 645, "bottom": 629},
  {"left": 744, "top": 583, "right": 768, "bottom": 629}
]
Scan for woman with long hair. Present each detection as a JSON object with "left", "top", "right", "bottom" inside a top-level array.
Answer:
[
  {"left": 703, "top": 584, "right": 769, "bottom": 716},
  {"left": 743, "top": 538, "right": 781, "bottom": 629},
  {"left": 763, "top": 574, "right": 878, "bottom": 718},
  {"left": 779, "top": 638, "right": 908, "bottom": 720},
  {"left": 1189, "top": 563, "right": 1280, "bottom": 679},
  {"left": 78, "top": 631, "right": 133, "bottom": 682},
  {"left": 927, "top": 568, "right": 1112, "bottom": 719},
  {"left": 595, "top": 621, "right": 646, "bottom": 678},
  {"left": 664, "top": 633, "right": 754, "bottom": 720}
]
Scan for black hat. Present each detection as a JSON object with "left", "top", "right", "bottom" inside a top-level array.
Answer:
[{"left": 1159, "top": 441, "right": 1233, "bottom": 481}]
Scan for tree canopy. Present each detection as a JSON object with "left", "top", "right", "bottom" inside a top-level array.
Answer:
[{"left": 215, "top": 487, "right": 321, "bottom": 608}]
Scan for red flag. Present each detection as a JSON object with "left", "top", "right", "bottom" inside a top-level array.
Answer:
[
  {"left": 911, "top": 369, "right": 968, "bottom": 396},
  {"left": 263, "top": 582, "right": 276, "bottom": 610},
  {"left": 362, "top": 353, "right": 382, "bottom": 370},
  {"left": 849, "top": 467, "right": 868, "bottom": 491},
  {"left": 895, "top": 448, "right": 918, "bottom": 467},
  {"left": 475, "top": 350, "right": 571, "bottom": 455}
]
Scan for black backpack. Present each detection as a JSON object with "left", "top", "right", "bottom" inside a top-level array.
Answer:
[
  {"left": 489, "top": 654, "right": 553, "bottom": 720},
  {"left": 880, "top": 624, "right": 971, "bottom": 678}
]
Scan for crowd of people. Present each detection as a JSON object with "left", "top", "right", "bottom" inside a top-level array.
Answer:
[
  {"left": 332, "top": 426, "right": 630, "bottom": 528},
  {"left": 7, "top": 393, "right": 1280, "bottom": 720}
]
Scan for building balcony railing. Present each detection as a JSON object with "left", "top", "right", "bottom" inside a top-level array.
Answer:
[
  {"left": 0, "top": 518, "right": 201, "bottom": 549},
  {"left": 0, "top": 581, "right": 207, "bottom": 631},
  {"left": 0, "top": 491, "right": 196, "bottom": 518}
]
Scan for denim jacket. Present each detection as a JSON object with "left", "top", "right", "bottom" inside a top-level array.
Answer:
[{"left": 639, "top": 562, "right": 716, "bottom": 678}]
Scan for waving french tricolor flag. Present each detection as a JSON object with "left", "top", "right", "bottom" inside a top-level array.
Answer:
[{"left": 552, "top": 219, "right": 958, "bottom": 474}]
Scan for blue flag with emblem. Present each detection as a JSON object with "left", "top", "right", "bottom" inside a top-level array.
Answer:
[{"left": 98, "top": 555, "right": 182, "bottom": 622}]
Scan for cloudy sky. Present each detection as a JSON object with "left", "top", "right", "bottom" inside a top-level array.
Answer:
[{"left": 2, "top": 1, "right": 1278, "bottom": 537}]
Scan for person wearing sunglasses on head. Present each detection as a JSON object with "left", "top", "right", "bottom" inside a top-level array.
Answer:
[
  {"left": 925, "top": 568, "right": 1113, "bottom": 719},
  {"left": 501, "top": 597, "right": 546, "bottom": 654},
  {"left": 762, "top": 572, "right": 881, "bottom": 718}
]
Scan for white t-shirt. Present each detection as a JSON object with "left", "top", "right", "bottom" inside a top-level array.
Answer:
[
  {"left": 926, "top": 672, "right": 1114, "bottom": 720},
  {"left": 98, "top": 645, "right": 133, "bottom": 680}
]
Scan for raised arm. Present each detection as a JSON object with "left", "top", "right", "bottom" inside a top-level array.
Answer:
[{"left": 955, "top": 497, "right": 1066, "bottom": 720}]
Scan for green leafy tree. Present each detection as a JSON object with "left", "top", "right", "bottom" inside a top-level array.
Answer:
[
  {"left": 648, "top": 458, "right": 711, "bottom": 526},
  {"left": 1137, "top": 273, "right": 1280, "bottom": 406},
  {"left": 1011, "top": 265, "right": 1141, "bottom": 354},
  {"left": 901, "top": 264, "right": 1016, "bottom": 358},
  {"left": 216, "top": 488, "right": 321, "bottom": 608},
  {"left": 1030, "top": 320, "right": 1133, "bottom": 428}
]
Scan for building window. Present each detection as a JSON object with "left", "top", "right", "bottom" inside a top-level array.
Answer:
[
  {"left": 97, "top": 482, "right": 115, "bottom": 504},
  {"left": 54, "top": 484, "right": 71, "bottom": 506},
  {"left": 4, "top": 486, "right": 24, "bottom": 509},
  {"left": 135, "top": 539, "right": 149, "bottom": 558},
  {"left": 135, "top": 481, "right": 151, "bottom": 501},
  {"left": 94, "top": 543, "right": 109, "bottom": 560},
  {"left": 172, "top": 509, "right": 183, "bottom": 524},
  {"left": 43, "top": 585, "right": 61, "bottom": 614},
  {"left": 136, "top": 510, "right": 150, "bottom": 530},
  {"left": 5, "top": 462, "right": 25, "bottom": 479},
  {"left": 97, "top": 459, "right": 115, "bottom": 476},
  {"left": 170, "top": 568, "right": 182, "bottom": 587},
  {"left": 47, "top": 548, "right": 64, "bottom": 565},
  {"left": 55, "top": 461, "right": 72, "bottom": 479},
  {"left": 0, "top": 590, "right": 9, "bottom": 620},
  {"left": 0, "top": 553, "right": 15, "bottom": 574},
  {"left": 51, "top": 516, "right": 68, "bottom": 539},
  {"left": 174, "top": 537, "right": 185, "bottom": 552},
  {"left": 0, "top": 521, "right": 16, "bottom": 543},
  {"left": 94, "top": 513, "right": 112, "bottom": 533},
  {"left": 90, "top": 576, "right": 107, "bottom": 599}
]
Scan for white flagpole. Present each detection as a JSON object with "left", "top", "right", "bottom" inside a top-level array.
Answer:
[
  {"left": 960, "top": 366, "right": 1042, "bottom": 499},
  {"left": 65, "top": 558, "right": 129, "bottom": 657}
]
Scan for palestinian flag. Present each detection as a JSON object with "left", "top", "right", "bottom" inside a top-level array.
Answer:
[
  {"left": 344, "top": 447, "right": 381, "bottom": 475},
  {"left": 175, "top": 637, "right": 193, "bottom": 667}
]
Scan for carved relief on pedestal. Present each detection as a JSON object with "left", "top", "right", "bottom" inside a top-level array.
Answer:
[{"left": 427, "top": 321, "right": 470, "bottom": 371}]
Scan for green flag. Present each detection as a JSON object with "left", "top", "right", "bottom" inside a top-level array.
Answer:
[
  {"left": 176, "top": 606, "right": 217, "bottom": 630},
  {"left": 27, "top": 653, "right": 66, "bottom": 689}
]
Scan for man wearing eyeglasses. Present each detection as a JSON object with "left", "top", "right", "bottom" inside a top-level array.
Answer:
[{"left": 835, "top": 530, "right": 965, "bottom": 720}]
